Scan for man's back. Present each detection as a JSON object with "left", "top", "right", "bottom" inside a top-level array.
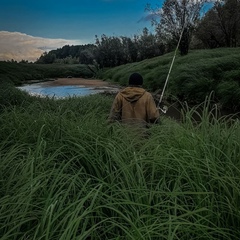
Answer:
[
  {"left": 109, "top": 86, "right": 159, "bottom": 126},
  {"left": 108, "top": 72, "right": 159, "bottom": 126}
]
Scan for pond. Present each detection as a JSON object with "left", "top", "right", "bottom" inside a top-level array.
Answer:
[{"left": 17, "top": 83, "right": 109, "bottom": 98}]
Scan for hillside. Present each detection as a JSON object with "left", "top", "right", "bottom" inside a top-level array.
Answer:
[{"left": 102, "top": 48, "right": 240, "bottom": 112}]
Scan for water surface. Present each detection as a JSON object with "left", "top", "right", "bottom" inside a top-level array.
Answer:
[{"left": 17, "top": 83, "right": 101, "bottom": 98}]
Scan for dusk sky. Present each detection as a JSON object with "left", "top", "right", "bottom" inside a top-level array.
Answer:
[{"left": 0, "top": 0, "right": 162, "bottom": 62}]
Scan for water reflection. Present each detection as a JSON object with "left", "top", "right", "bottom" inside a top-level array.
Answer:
[{"left": 17, "top": 83, "right": 100, "bottom": 98}]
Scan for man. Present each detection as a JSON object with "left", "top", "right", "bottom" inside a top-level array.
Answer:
[{"left": 108, "top": 72, "right": 159, "bottom": 127}]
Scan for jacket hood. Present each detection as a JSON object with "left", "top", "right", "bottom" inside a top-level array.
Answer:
[{"left": 120, "top": 87, "right": 146, "bottom": 103}]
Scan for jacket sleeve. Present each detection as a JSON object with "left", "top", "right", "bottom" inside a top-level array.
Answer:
[
  {"left": 108, "top": 93, "right": 122, "bottom": 122},
  {"left": 146, "top": 93, "right": 160, "bottom": 123}
]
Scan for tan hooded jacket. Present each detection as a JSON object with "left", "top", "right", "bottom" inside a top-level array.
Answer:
[{"left": 108, "top": 86, "right": 159, "bottom": 126}]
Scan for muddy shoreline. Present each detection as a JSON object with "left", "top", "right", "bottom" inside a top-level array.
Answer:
[
  {"left": 22, "top": 77, "right": 120, "bottom": 95},
  {"left": 23, "top": 77, "right": 120, "bottom": 89}
]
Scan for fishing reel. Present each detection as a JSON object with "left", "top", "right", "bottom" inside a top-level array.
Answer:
[{"left": 157, "top": 104, "right": 168, "bottom": 114}]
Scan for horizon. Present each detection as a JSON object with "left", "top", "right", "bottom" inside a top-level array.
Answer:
[{"left": 0, "top": 0, "right": 161, "bottom": 62}]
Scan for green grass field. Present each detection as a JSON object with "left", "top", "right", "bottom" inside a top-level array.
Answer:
[
  {"left": 0, "top": 92, "right": 239, "bottom": 239},
  {"left": 0, "top": 48, "right": 240, "bottom": 239}
]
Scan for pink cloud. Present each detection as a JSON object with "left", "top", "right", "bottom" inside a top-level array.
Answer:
[{"left": 0, "top": 31, "right": 87, "bottom": 62}]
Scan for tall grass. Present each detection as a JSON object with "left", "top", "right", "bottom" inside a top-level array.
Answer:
[{"left": 0, "top": 92, "right": 240, "bottom": 239}]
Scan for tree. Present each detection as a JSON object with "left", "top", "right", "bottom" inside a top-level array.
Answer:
[
  {"left": 147, "top": 0, "right": 207, "bottom": 55},
  {"left": 36, "top": 52, "right": 56, "bottom": 64},
  {"left": 214, "top": 0, "right": 240, "bottom": 47},
  {"left": 58, "top": 45, "right": 70, "bottom": 59},
  {"left": 120, "top": 36, "right": 138, "bottom": 63},
  {"left": 68, "top": 45, "right": 80, "bottom": 58},
  {"left": 195, "top": 0, "right": 240, "bottom": 48},
  {"left": 194, "top": 9, "right": 225, "bottom": 48},
  {"left": 79, "top": 49, "right": 95, "bottom": 64},
  {"left": 137, "top": 27, "right": 163, "bottom": 60},
  {"left": 95, "top": 34, "right": 125, "bottom": 68}
]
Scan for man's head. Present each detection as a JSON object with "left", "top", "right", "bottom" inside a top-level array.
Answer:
[{"left": 128, "top": 73, "right": 143, "bottom": 86}]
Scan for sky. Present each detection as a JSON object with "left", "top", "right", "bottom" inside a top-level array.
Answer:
[{"left": 0, "top": 0, "right": 162, "bottom": 62}]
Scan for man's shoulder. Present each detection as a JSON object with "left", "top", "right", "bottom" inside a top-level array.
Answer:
[{"left": 143, "top": 91, "right": 153, "bottom": 97}]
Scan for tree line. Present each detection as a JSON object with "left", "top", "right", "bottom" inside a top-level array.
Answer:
[
  {"left": 36, "top": 0, "right": 240, "bottom": 67},
  {"left": 36, "top": 28, "right": 163, "bottom": 67}
]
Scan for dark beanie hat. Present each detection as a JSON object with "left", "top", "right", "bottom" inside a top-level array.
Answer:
[{"left": 128, "top": 73, "right": 143, "bottom": 86}]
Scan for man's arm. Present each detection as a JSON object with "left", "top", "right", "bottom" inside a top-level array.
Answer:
[
  {"left": 108, "top": 93, "right": 122, "bottom": 123},
  {"left": 146, "top": 93, "right": 160, "bottom": 123}
]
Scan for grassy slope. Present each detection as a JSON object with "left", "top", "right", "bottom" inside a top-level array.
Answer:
[
  {"left": 101, "top": 48, "right": 240, "bottom": 111},
  {"left": 0, "top": 62, "right": 96, "bottom": 85}
]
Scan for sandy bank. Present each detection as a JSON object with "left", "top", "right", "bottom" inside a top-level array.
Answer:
[{"left": 41, "top": 78, "right": 112, "bottom": 87}]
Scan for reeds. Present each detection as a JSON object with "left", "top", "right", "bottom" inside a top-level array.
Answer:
[{"left": 0, "top": 94, "right": 239, "bottom": 239}]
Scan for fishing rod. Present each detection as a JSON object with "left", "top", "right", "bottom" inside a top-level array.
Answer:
[{"left": 157, "top": 22, "right": 186, "bottom": 114}]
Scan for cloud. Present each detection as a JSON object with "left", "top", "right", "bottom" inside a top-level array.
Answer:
[
  {"left": 0, "top": 31, "right": 86, "bottom": 62},
  {"left": 138, "top": 9, "right": 162, "bottom": 23}
]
